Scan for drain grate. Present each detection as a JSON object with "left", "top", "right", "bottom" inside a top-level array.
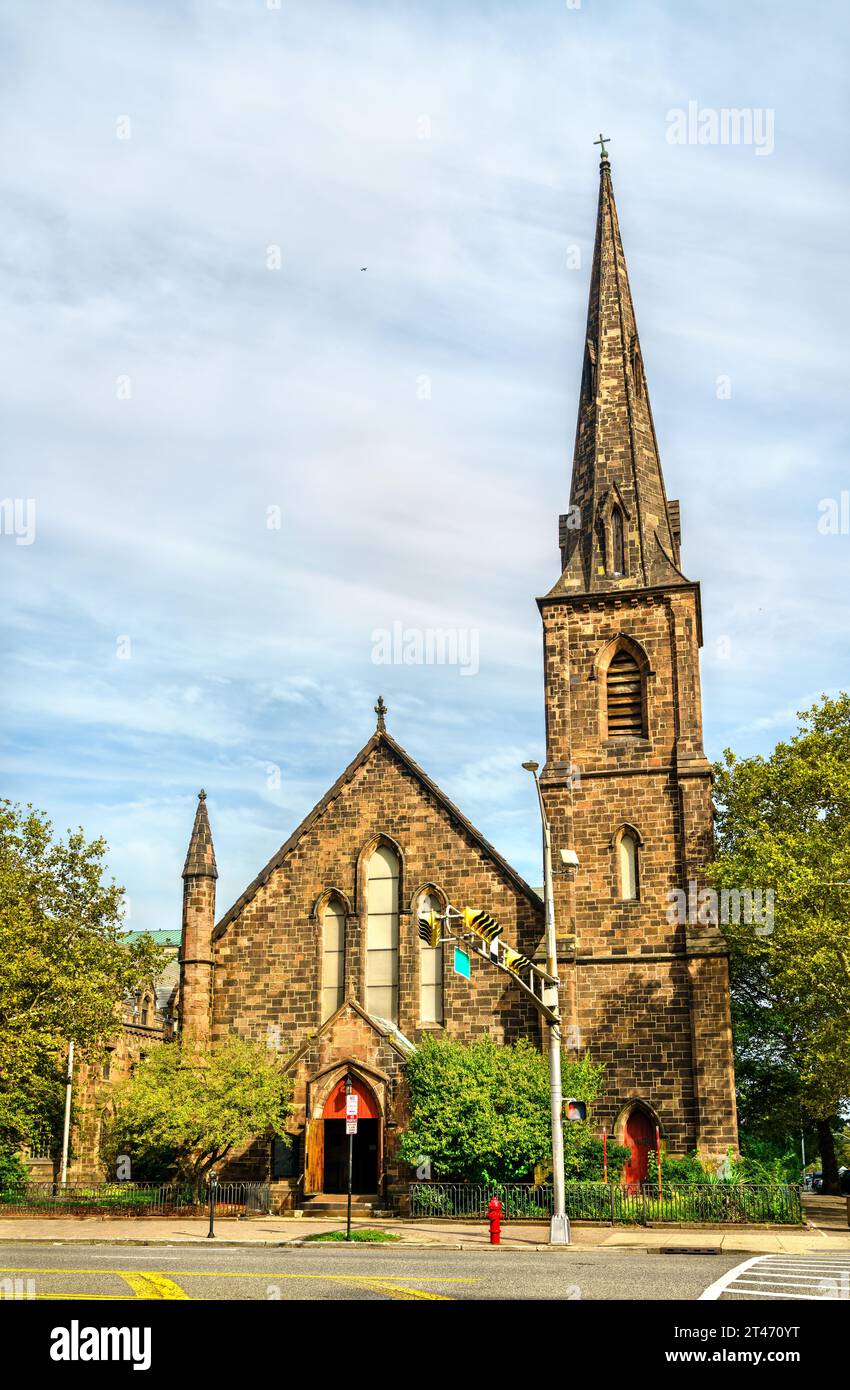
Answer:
[{"left": 658, "top": 1247, "right": 721, "bottom": 1255}]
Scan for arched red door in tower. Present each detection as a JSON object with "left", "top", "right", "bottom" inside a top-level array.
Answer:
[{"left": 622, "top": 1107, "right": 655, "bottom": 1186}]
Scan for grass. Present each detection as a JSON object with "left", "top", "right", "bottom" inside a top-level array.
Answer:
[{"left": 304, "top": 1227, "right": 401, "bottom": 1243}]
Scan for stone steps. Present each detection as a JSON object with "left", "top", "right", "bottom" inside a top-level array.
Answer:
[{"left": 299, "top": 1194, "right": 389, "bottom": 1219}]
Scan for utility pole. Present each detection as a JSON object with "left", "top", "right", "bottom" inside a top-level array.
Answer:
[
  {"left": 523, "top": 761, "right": 570, "bottom": 1245},
  {"left": 345, "top": 1073, "right": 355, "bottom": 1242},
  {"left": 60, "top": 1039, "right": 75, "bottom": 1187}
]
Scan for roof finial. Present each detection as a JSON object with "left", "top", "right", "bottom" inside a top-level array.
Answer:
[
  {"left": 374, "top": 695, "right": 387, "bottom": 732},
  {"left": 198, "top": 788, "right": 206, "bottom": 801},
  {"left": 593, "top": 132, "right": 611, "bottom": 163}
]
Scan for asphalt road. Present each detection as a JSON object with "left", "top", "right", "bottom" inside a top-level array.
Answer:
[{"left": 0, "top": 1243, "right": 746, "bottom": 1301}]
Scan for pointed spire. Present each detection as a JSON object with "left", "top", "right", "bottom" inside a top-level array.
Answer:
[
  {"left": 182, "top": 789, "right": 218, "bottom": 879},
  {"left": 554, "top": 153, "right": 685, "bottom": 596}
]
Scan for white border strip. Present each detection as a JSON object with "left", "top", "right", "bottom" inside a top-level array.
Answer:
[{"left": 699, "top": 1254, "right": 768, "bottom": 1300}]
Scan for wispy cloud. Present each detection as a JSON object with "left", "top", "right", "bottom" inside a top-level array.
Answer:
[{"left": 2, "top": 0, "right": 848, "bottom": 928}]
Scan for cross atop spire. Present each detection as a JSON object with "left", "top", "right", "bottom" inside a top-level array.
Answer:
[
  {"left": 551, "top": 155, "right": 685, "bottom": 597},
  {"left": 593, "top": 132, "right": 611, "bottom": 161},
  {"left": 374, "top": 695, "right": 387, "bottom": 732},
  {"left": 182, "top": 789, "right": 218, "bottom": 880}
]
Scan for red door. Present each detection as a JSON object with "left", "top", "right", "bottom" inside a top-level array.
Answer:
[
  {"left": 322, "top": 1077, "right": 379, "bottom": 1121},
  {"left": 622, "top": 1108, "right": 655, "bottom": 1186}
]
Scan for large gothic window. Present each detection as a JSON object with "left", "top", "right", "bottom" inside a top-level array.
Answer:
[
  {"left": 366, "top": 845, "right": 400, "bottom": 1022},
  {"left": 321, "top": 897, "right": 346, "bottom": 1022},
  {"left": 606, "top": 648, "right": 644, "bottom": 736},
  {"left": 419, "top": 891, "right": 444, "bottom": 1024}
]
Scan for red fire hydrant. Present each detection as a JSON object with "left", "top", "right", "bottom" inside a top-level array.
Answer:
[{"left": 488, "top": 1197, "right": 502, "bottom": 1245}]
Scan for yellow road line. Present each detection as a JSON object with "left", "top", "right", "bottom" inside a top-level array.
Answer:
[
  {"left": 0, "top": 1267, "right": 475, "bottom": 1302},
  {"left": 118, "top": 1272, "right": 190, "bottom": 1300},
  {"left": 0, "top": 1267, "right": 475, "bottom": 1283},
  {"left": 347, "top": 1280, "right": 451, "bottom": 1301},
  {"left": 34, "top": 1294, "right": 137, "bottom": 1301}
]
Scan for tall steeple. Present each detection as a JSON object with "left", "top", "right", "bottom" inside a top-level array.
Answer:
[{"left": 553, "top": 150, "right": 685, "bottom": 596}]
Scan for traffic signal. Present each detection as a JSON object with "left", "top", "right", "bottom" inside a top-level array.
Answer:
[
  {"left": 462, "top": 907, "right": 502, "bottom": 944},
  {"left": 417, "top": 910, "right": 441, "bottom": 949},
  {"left": 503, "top": 946, "right": 534, "bottom": 976}
]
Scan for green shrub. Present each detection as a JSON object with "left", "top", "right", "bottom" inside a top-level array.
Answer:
[
  {"left": 305, "top": 1228, "right": 400, "bottom": 1243},
  {"left": 0, "top": 1148, "right": 29, "bottom": 1195}
]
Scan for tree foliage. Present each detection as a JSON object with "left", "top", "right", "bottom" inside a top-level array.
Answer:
[
  {"left": 0, "top": 801, "right": 165, "bottom": 1151},
  {"left": 397, "top": 1036, "right": 626, "bottom": 1182},
  {"left": 710, "top": 694, "right": 850, "bottom": 1190},
  {"left": 112, "top": 1036, "right": 293, "bottom": 1191}
]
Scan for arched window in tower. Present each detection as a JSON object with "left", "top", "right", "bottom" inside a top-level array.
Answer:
[
  {"left": 419, "top": 891, "right": 444, "bottom": 1024},
  {"left": 617, "top": 828, "right": 640, "bottom": 900},
  {"left": 606, "top": 648, "right": 644, "bottom": 736},
  {"left": 321, "top": 897, "right": 346, "bottom": 1022},
  {"left": 366, "top": 845, "right": 400, "bottom": 1023},
  {"left": 611, "top": 505, "right": 626, "bottom": 576}
]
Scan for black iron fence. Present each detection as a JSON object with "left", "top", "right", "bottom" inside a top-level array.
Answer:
[
  {"left": 408, "top": 1181, "right": 803, "bottom": 1226},
  {"left": 0, "top": 1180, "right": 270, "bottom": 1217}
]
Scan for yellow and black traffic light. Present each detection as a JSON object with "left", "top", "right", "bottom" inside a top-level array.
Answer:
[
  {"left": 503, "top": 946, "right": 534, "bottom": 976},
  {"left": 417, "top": 910, "right": 441, "bottom": 949},
  {"left": 462, "top": 907, "right": 502, "bottom": 944}
]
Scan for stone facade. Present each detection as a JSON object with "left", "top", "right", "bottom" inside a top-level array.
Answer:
[{"left": 80, "top": 153, "right": 739, "bottom": 1196}]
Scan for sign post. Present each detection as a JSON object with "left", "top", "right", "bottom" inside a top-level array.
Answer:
[{"left": 345, "top": 1077, "right": 357, "bottom": 1242}]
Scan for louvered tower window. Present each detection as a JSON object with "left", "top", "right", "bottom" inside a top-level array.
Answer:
[{"left": 606, "top": 649, "right": 644, "bottom": 736}]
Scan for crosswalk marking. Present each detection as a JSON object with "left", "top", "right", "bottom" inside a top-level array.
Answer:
[{"left": 701, "top": 1254, "right": 850, "bottom": 1301}]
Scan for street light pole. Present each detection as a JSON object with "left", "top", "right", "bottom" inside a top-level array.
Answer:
[
  {"left": 207, "top": 1169, "right": 218, "bottom": 1238},
  {"left": 60, "top": 1039, "right": 75, "bottom": 1188},
  {"left": 522, "top": 761, "right": 570, "bottom": 1245}
]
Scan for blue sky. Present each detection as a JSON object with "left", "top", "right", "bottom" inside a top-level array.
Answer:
[{"left": 2, "top": 0, "right": 848, "bottom": 933}]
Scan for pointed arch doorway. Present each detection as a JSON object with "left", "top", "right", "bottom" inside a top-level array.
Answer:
[
  {"left": 306, "top": 1075, "right": 381, "bottom": 1195},
  {"left": 621, "top": 1104, "right": 656, "bottom": 1186}
]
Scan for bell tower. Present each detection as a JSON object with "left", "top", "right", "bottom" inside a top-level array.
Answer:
[{"left": 539, "top": 148, "right": 738, "bottom": 1163}]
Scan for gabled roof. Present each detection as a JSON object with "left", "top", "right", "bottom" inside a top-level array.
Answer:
[
  {"left": 213, "top": 727, "right": 543, "bottom": 939},
  {"left": 284, "top": 997, "right": 417, "bottom": 1072}
]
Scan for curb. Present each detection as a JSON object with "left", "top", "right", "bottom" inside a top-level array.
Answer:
[{"left": 0, "top": 1235, "right": 801, "bottom": 1254}]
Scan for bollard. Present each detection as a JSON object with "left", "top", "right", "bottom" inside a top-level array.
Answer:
[{"left": 488, "top": 1196, "right": 502, "bottom": 1246}]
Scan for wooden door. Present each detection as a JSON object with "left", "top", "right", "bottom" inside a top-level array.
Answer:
[
  {"left": 622, "top": 1107, "right": 654, "bottom": 1186},
  {"left": 304, "top": 1119, "right": 324, "bottom": 1194}
]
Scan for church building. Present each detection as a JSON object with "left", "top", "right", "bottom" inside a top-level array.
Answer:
[{"left": 175, "top": 152, "right": 739, "bottom": 1209}]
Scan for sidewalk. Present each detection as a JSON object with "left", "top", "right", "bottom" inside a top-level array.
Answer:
[{"left": 1, "top": 1211, "right": 848, "bottom": 1253}]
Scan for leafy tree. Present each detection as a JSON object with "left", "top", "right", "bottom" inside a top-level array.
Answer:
[
  {"left": 0, "top": 801, "right": 165, "bottom": 1152},
  {"left": 397, "top": 1036, "right": 626, "bottom": 1182},
  {"left": 113, "top": 1036, "right": 293, "bottom": 1195},
  {"left": 0, "top": 1146, "right": 30, "bottom": 1195},
  {"left": 710, "top": 695, "right": 850, "bottom": 1192}
]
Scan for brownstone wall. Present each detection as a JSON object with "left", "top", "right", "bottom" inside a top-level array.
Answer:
[
  {"left": 211, "top": 740, "right": 542, "bottom": 1054},
  {"left": 180, "top": 876, "right": 216, "bottom": 1041},
  {"left": 540, "top": 585, "right": 739, "bottom": 1161}
]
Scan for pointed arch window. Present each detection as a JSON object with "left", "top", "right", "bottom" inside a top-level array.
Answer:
[
  {"left": 606, "top": 648, "right": 644, "bottom": 736},
  {"left": 418, "top": 891, "right": 444, "bottom": 1024},
  {"left": 321, "top": 897, "right": 346, "bottom": 1022},
  {"left": 617, "top": 828, "right": 640, "bottom": 900},
  {"left": 366, "top": 845, "right": 400, "bottom": 1022},
  {"left": 611, "top": 505, "right": 625, "bottom": 576}
]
